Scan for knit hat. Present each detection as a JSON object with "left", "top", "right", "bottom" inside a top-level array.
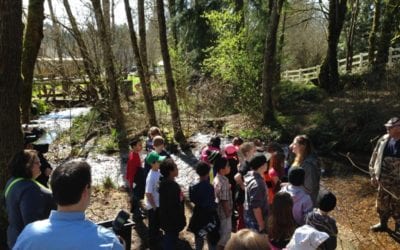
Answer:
[
  {"left": 207, "top": 150, "right": 221, "bottom": 164},
  {"left": 288, "top": 167, "right": 305, "bottom": 186},
  {"left": 318, "top": 190, "right": 337, "bottom": 212},
  {"left": 146, "top": 151, "right": 166, "bottom": 165},
  {"left": 249, "top": 153, "right": 270, "bottom": 170}
]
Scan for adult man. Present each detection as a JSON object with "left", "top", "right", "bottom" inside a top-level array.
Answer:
[
  {"left": 369, "top": 117, "right": 400, "bottom": 233},
  {"left": 13, "top": 160, "right": 124, "bottom": 249}
]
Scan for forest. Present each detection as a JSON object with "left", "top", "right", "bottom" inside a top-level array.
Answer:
[{"left": 0, "top": 0, "right": 400, "bottom": 249}]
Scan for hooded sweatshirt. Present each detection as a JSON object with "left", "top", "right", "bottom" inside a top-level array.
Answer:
[{"left": 280, "top": 184, "right": 313, "bottom": 226}]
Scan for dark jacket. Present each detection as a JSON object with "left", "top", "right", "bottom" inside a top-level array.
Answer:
[
  {"left": 159, "top": 179, "right": 186, "bottom": 233},
  {"left": 5, "top": 178, "right": 55, "bottom": 248},
  {"left": 301, "top": 154, "right": 320, "bottom": 207}
]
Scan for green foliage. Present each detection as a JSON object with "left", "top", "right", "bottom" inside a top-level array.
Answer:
[
  {"left": 32, "top": 99, "right": 50, "bottom": 114},
  {"left": 203, "top": 4, "right": 264, "bottom": 117},
  {"left": 102, "top": 176, "right": 116, "bottom": 190},
  {"left": 69, "top": 110, "right": 100, "bottom": 146},
  {"left": 273, "top": 81, "right": 325, "bottom": 109}
]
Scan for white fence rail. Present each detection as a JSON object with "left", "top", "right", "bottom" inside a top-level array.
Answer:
[{"left": 281, "top": 47, "right": 400, "bottom": 82}]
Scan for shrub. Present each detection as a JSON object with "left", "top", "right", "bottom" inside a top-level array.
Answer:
[{"left": 273, "top": 81, "right": 325, "bottom": 109}]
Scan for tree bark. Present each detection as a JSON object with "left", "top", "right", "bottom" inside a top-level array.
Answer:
[
  {"left": 368, "top": 0, "right": 382, "bottom": 64},
  {"left": 91, "top": 0, "right": 129, "bottom": 157},
  {"left": 102, "top": 0, "right": 111, "bottom": 39},
  {"left": 156, "top": 0, "right": 187, "bottom": 146},
  {"left": 0, "top": 0, "right": 24, "bottom": 188},
  {"left": 48, "top": 0, "right": 70, "bottom": 97},
  {"left": 20, "top": 0, "right": 45, "bottom": 124},
  {"left": 63, "top": 0, "right": 101, "bottom": 101},
  {"left": 345, "top": 0, "right": 360, "bottom": 72},
  {"left": 318, "top": 0, "right": 347, "bottom": 94},
  {"left": 168, "top": 0, "right": 178, "bottom": 46},
  {"left": 138, "top": 0, "right": 149, "bottom": 73},
  {"left": 262, "top": 0, "right": 284, "bottom": 126},
  {"left": 124, "top": 0, "right": 158, "bottom": 126},
  {"left": 371, "top": 0, "right": 399, "bottom": 80}
]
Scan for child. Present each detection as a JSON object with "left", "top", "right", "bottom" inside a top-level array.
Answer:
[
  {"left": 244, "top": 153, "right": 269, "bottom": 233},
  {"left": 144, "top": 151, "right": 166, "bottom": 243},
  {"left": 213, "top": 157, "right": 232, "bottom": 249},
  {"left": 145, "top": 126, "right": 161, "bottom": 152},
  {"left": 224, "top": 137, "right": 243, "bottom": 231},
  {"left": 268, "top": 192, "right": 296, "bottom": 250},
  {"left": 200, "top": 136, "right": 221, "bottom": 164},
  {"left": 279, "top": 168, "right": 313, "bottom": 226},
  {"left": 159, "top": 159, "right": 186, "bottom": 250},
  {"left": 264, "top": 152, "right": 285, "bottom": 206},
  {"left": 188, "top": 162, "right": 219, "bottom": 250},
  {"left": 306, "top": 190, "right": 338, "bottom": 250},
  {"left": 144, "top": 135, "right": 170, "bottom": 178},
  {"left": 225, "top": 229, "right": 270, "bottom": 250},
  {"left": 234, "top": 142, "right": 256, "bottom": 230},
  {"left": 125, "top": 137, "right": 145, "bottom": 220}
]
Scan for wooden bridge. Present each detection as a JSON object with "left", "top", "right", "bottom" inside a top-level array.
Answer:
[{"left": 281, "top": 47, "right": 400, "bottom": 82}]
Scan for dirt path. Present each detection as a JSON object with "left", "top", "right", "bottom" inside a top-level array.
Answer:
[{"left": 323, "top": 175, "right": 400, "bottom": 250}]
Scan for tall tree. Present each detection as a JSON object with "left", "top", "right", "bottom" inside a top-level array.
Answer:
[
  {"left": 63, "top": 0, "right": 102, "bottom": 100},
  {"left": 262, "top": 0, "right": 284, "bottom": 125},
  {"left": 91, "top": 0, "right": 129, "bottom": 156},
  {"left": 156, "top": 0, "right": 187, "bottom": 146},
  {"left": 48, "top": 0, "right": 69, "bottom": 95},
  {"left": 371, "top": 0, "right": 400, "bottom": 80},
  {"left": 345, "top": 0, "right": 360, "bottom": 72},
  {"left": 0, "top": 0, "right": 24, "bottom": 189},
  {"left": 318, "top": 0, "right": 347, "bottom": 93},
  {"left": 124, "top": 0, "right": 158, "bottom": 126},
  {"left": 20, "top": 0, "right": 45, "bottom": 123},
  {"left": 368, "top": 0, "right": 382, "bottom": 64}
]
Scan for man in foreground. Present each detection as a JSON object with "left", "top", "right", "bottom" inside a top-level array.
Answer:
[{"left": 13, "top": 160, "right": 124, "bottom": 249}]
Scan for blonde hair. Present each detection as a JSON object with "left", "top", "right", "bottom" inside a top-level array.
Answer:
[
  {"left": 239, "top": 142, "right": 255, "bottom": 159},
  {"left": 225, "top": 229, "right": 270, "bottom": 250},
  {"left": 152, "top": 135, "right": 165, "bottom": 147},
  {"left": 292, "top": 135, "right": 312, "bottom": 166}
]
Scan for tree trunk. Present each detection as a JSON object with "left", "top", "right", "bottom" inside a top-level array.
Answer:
[
  {"left": 276, "top": 7, "right": 286, "bottom": 85},
  {"left": 368, "top": 0, "right": 382, "bottom": 64},
  {"left": 91, "top": 0, "right": 129, "bottom": 157},
  {"left": 138, "top": 0, "right": 149, "bottom": 73},
  {"left": 318, "top": 0, "right": 347, "bottom": 94},
  {"left": 262, "top": 0, "right": 284, "bottom": 126},
  {"left": 0, "top": 0, "right": 24, "bottom": 189},
  {"left": 168, "top": 0, "right": 178, "bottom": 46},
  {"left": 345, "top": 0, "right": 360, "bottom": 73},
  {"left": 20, "top": 0, "right": 45, "bottom": 124},
  {"left": 102, "top": 0, "right": 111, "bottom": 39},
  {"left": 124, "top": 0, "right": 158, "bottom": 126},
  {"left": 63, "top": 0, "right": 101, "bottom": 101},
  {"left": 156, "top": 0, "right": 187, "bottom": 146},
  {"left": 48, "top": 0, "right": 69, "bottom": 97},
  {"left": 371, "top": 0, "right": 399, "bottom": 80}
]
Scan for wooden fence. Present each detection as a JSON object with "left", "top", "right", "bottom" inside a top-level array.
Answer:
[{"left": 281, "top": 47, "right": 400, "bottom": 82}]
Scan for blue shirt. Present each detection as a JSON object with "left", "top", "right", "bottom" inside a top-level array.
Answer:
[
  {"left": 384, "top": 138, "right": 400, "bottom": 158},
  {"left": 13, "top": 211, "right": 124, "bottom": 250}
]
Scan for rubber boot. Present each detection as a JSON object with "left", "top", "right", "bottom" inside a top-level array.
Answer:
[{"left": 370, "top": 217, "right": 388, "bottom": 232}]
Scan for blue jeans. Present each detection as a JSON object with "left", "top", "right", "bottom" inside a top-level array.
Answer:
[
  {"left": 194, "top": 235, "right": 217, "bottom": 250},
  {"left": 163, "top": 231, "right": 179, "bottom": 250}
]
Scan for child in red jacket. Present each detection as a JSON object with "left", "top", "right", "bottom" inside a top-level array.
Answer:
[{"left": 126, "top": 137, "right": 145, "bottom": 220}]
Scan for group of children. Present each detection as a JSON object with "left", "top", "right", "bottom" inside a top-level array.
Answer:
[{"left": 126, "top": 129, "right": 338, "bottom": 250}]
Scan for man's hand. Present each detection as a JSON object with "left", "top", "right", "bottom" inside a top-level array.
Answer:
[{"left": 371, "top": 176, "right": 378, "bottom": 187}]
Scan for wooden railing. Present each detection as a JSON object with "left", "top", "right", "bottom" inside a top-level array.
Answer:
[{"left": 281, "top": 47, "right": 400, "bottom": 82}]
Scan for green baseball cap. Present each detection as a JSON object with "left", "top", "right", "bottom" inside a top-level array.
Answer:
[{"left": 146, "top": 151, "right": 166, "bottom": 164}]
